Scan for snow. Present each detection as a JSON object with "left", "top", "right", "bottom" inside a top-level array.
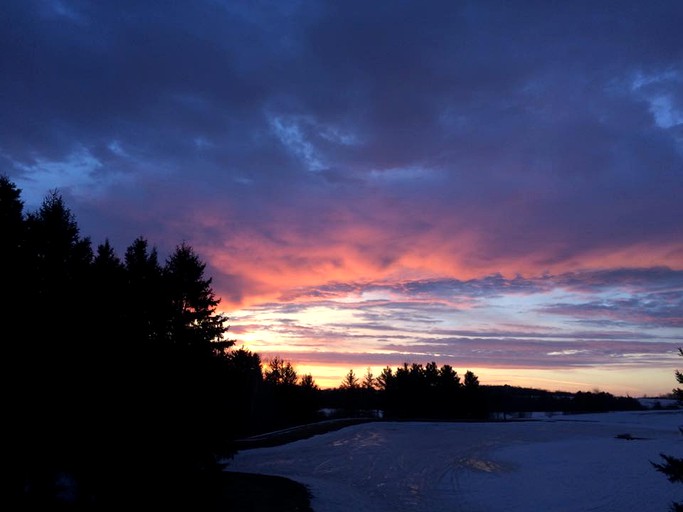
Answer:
[{"left": 225, "top": 409, "right": 683, "bottom": 512}]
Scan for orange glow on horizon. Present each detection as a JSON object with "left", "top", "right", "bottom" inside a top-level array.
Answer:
[
  {"left": 227, "top": 341, "right": 675, "bottom": 397},
  {"left": 292, "top": 363, "right": 673, "bottom": 397}
]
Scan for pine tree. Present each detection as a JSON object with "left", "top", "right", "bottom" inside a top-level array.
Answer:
[
  {"left": 0, "top": 176, "right": 32, "bottom": 509},
  {"left": 362, "top": 367, "right": 376, "bottom": 390},
  {"left": 652, "top": 348, "right": 683, "bottom": 512},
  {"left": 674, "top": 348, "right": 683, "bottom": 403},
  {"left": 163, "top": 242, "right": 231, "bottom": 354},
  {"left": 0, "top": 175, "right": 27, "bottom": 372},
  {"left": 264, "top": 356, "right": 298, "bottom": 386},
  {"left": 7, "top": 188, "right": 98, "bottom": 507},
  {"left": 0, "top": 175, "right": 25, "bottom": 291},
  {"left": 376, "top": 366, "right": 394, "bottom": 391},
  {"left": 124, "top": 236, "right": 166, "bottom": 343},
  {"left": 340, "top": 368, "right": 359, "bottom": 389}
]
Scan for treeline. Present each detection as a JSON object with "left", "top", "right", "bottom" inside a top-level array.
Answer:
[
  {"left": 484, "top": 386, "right": 643, "bottom": 417},
  {"left": 318, "top": 365, "right": 643, "bottom": 421},
  {"left": 319, "top": 364, "right": 487, "bottom": 419}
]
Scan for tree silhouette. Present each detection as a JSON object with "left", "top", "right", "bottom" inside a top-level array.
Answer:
[
  {"left": 362, "top": 368, "right": 376, "bottom": 390},
  {"left": 0, "top": 179, "right": 241, "bottom": 509},
  {"left": 462, "top": 370, "right": 488, "bottom": 418},
  {"left": 340, "top": 369, "right": 360, "bottom": 389},
  {"left": 376, "top": 366, "right": 394, "bottom": 391},
  {"left": 122, "top": 241, "right": 235, "bottom": 506},
  {"left": 221, "top": 348, "right": 264, "bottom": 438},
  {"left": 124, "top": 236, "right": 166, "bottom": 343},
  {"left": 264, "top": 356, "right": 299, "bottom": 387},
  {"left": 300, "top": 373, "right": 319, "bottom": 390},
  {"left": 652, "top": 348, "right": 683, "bottom": 512},
  {"left": 674, "top": 348, "right": 683, "bottom": 402},
  {"left": 436, "top": 364, "right": 461, "bottom": 417},
  {"left": 374, "top": 362, "right": 476, "bottom": 419},
  {"left": 257, "top": 357, "right": 321, "bottom": 431},
  {"left": 464, "top": 370, "right": 479, "bottom": 389},
  {"left": 1, "top": 176, "right": 32, "bottom": 507},
  {"left": 297, "top": 373, "right": 322, "bottom": 422},
  {"left": 16, "top": 189, "right": 98, "bottom": 506},
  {"left": 0, "top": 175, "right": 24, "bottom": 315},
  {"left": 163, "top": 242, "right": 232, "bottom": 354}
]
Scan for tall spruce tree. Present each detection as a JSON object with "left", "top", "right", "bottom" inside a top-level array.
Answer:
[
  {"left": 0, "top": 175, "right": 25, "bottom": 308},
  {"left": 5, "top": 188, "right": 98, "bottom": 508},
  {"left": 124, "top": 236, "right": 166, "bottom": 344},
  {"left": 163, "top": 242, "right": 231, "bottom": 354},
  {"left": 115, "top": 241, "right": 236, "bottom": 507},
  {"left": 1, "top": 176, "right": 30, "bottom": 507}
]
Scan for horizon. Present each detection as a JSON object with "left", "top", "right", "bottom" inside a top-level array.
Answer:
[
  {"left": 3, "top": 1, "right": 682, "bottom": 399},
  {"left": 242, "top": 356, "right": 678, "bottom": 397}
]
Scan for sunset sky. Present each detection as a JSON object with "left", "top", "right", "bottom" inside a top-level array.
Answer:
[{"left": 3, "top": 1, "right": 682, "bottom": 396}]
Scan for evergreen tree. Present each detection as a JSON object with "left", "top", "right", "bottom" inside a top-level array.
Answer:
[
  {"left": 226, "top": 348, "right": 263, "bottom": 436},
  {"left": 91, "top": 239, "right": 128, "bottom": 340},
  {"left": 123, "top": 242, "right": 235, "bottom": 505},
  {"left": 674, "top": 348, "right": 683, "bottom": 402},
  {"left": 93, "top": 239, "right": 126, "bottom": 291},
  {"left": 362, "top": 367, "right": 376, "bottom": 390},
  {"left": 0, "top": 176, "right": 31, "bottom": 508},
  {"left": 0, "top": 175, "right": 25, "bottom": 309},
  {"left": 297, "top": 373, "right": 322, "bottom": 423},
  {"left": 376, "top": 366, "right": 394, "bottom": 391},
  {"left": 463, "top": 370, "right": 486, "bottom": 418},
  {"left": 6, "top": 188, "right": 98, "bottom": 508},
  {"left": 438, "top": 364, "right": 460, "bottom": 389},
  {"left": 264, "top": 356, "right": 298, "bottom": 386},
  {"left": 652, "top": 348, "right": 683, "bottom": 512},
  {"left": 300, "top": 373, "right": 319, "bottom": 390},
  {"left": 340, "top": 368, "right": 359, "bottom": 389},
  {"left": 124, "top": 236, "right": 166, "bottom": 343},
  {"left": 0, "top": 175, "right": 27, "bottom": 361},
  {"left": 163, "top": 242, "right": 231, "bottom": 354},
  {"left": 437, "top": 364, "right": 461, "bottom": 417},
  {"left": 464, "top": 370, "right": 480, "bottom": 389},
  {"left": 259, "top": 357, "right": 320, "bottom": 431}
]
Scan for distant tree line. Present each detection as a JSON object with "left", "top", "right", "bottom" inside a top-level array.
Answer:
[
  {"left": 327, "top": 363, "right": 488, "bottom": 419},
  {"left": 320, "top": 364, "right": 643, "bottom": 421}
]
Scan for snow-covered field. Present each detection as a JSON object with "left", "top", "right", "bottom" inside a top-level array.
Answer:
[{"left": 225, "top": 409, "right": 683, "bottom": 512}]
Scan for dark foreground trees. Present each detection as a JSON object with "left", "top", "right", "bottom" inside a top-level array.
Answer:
[{"left": 1, "top": 177, "right": 238, "bottom": 509}]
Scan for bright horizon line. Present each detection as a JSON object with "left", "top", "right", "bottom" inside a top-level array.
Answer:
[{"left": 233, "top": 347, "right": 678, "bottom": 398}]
